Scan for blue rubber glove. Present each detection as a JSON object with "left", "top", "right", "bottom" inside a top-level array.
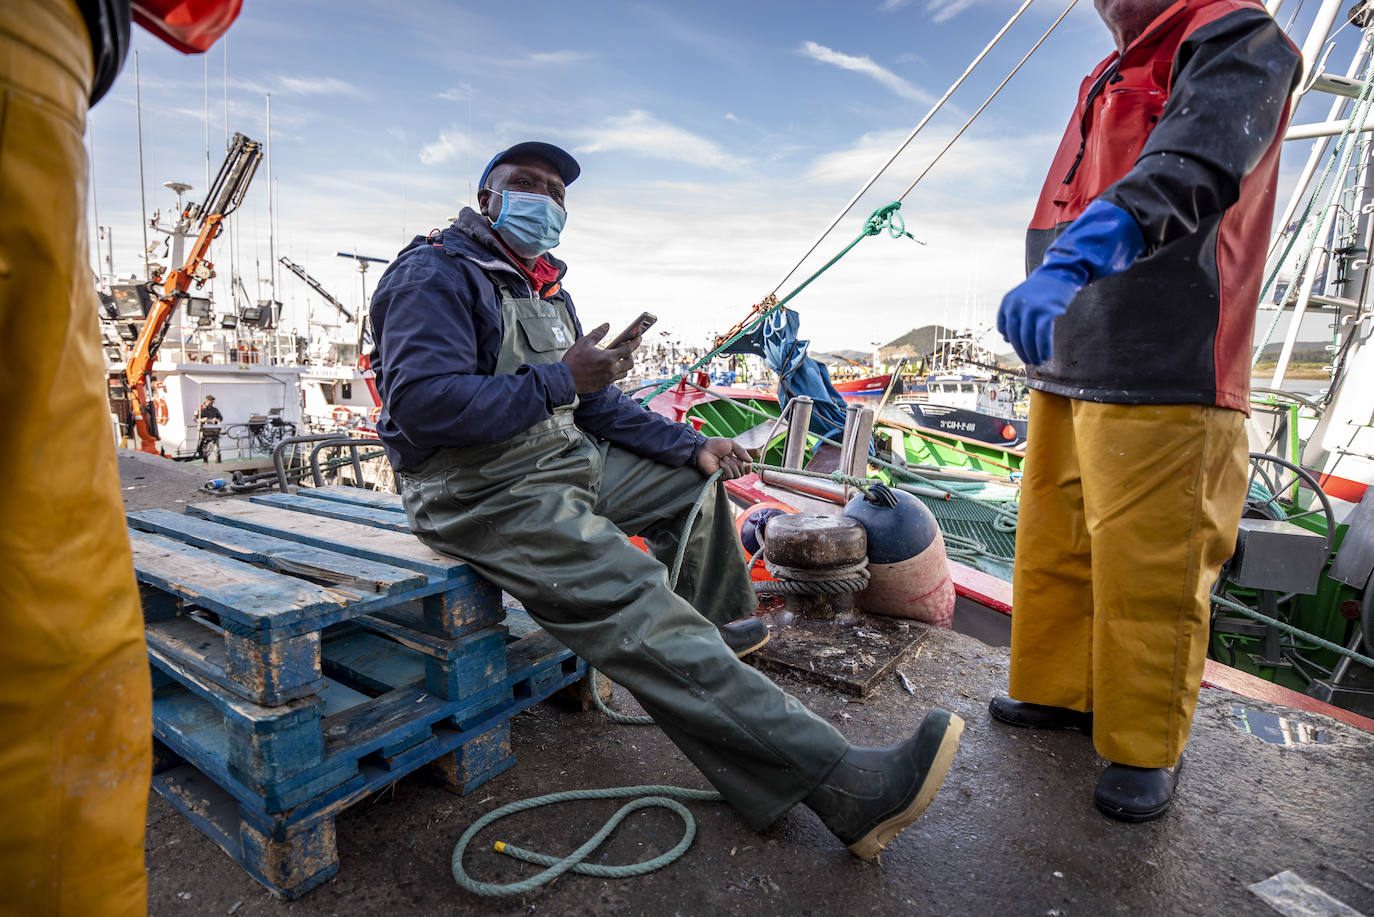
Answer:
[{"left": 998, "top": 199, "right": 1145, "bottom": 366}]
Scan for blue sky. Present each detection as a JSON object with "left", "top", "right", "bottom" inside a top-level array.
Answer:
[{"left": 87, "top": 0, "right": 1358, "bottom": 353}]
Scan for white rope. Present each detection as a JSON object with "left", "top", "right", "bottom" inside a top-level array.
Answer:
[
  {"left": 897, "top": 0, "right": 1081, "bottom": 203},
  {"left": 768, "top": 0, "right": 1041, "bottom": 297}
]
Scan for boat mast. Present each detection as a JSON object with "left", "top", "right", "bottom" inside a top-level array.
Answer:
[
  {"left": 266, "top": 93, "right": 277, "bottom": 324},
  {"left": 135, "top": 51, "right": 150, "bottom": 281}
]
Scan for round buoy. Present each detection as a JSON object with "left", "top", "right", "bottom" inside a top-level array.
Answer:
[
  {"left": 1001, "top": 423, "right": 1017, "bottom": 441},
  {"left": 735, "top": 501, "right": 795, "bottom": 557},
  {"left": 842, "top": 483, "right": 955, "bottom": 627}
]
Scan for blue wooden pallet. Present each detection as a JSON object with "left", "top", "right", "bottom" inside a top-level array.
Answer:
[
  {"left": 150, "top": 613, "right": 581, "bottom": 812},
  {"left": 151, "top": 640, "right": 585, "bottom": 899},
  {"left": 129, "top": 498, "right": 505, "bottom": 705},
  {"left": 133, "top": 487, "right": 592, "bottom": 898}
]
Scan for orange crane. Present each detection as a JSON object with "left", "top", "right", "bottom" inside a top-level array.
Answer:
[{"left": 124, "top": 132, "right": 261, "bottom": 454}]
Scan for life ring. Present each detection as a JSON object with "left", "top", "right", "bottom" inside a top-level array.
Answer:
[
  {"left": 368, "top": 405, "right": 382, "bottom": 423},
  {"left": 332, "top": 406, "right": 352, "bottom": 426},
  {"left": 153, "top": 398, "right": 169, "bottom": 425}
]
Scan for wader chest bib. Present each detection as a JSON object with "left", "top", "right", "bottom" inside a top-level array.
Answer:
[{"left": 400, "top": 270, "right": 848, "bottom": 828}]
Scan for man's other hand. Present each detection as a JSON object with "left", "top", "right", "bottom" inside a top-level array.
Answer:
[
  {"left": 695, "top": 437, "right": 749, "bottom": 480},
  {"left": 562, "top": 323, "right": 638, "bottom": 393}
]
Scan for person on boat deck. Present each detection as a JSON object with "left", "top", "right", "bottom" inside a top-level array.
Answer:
[
  {"left": 369, "top": 141, "right": 963, "bottom": 859},
  {"left": 197, "top": 394, "right": 223, "bottom": 424},
  {"left": 993, "top": 0, "right": 1301, "bottom": 821}
]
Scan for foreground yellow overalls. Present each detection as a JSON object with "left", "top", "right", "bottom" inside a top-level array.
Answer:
[
  {"left": 0, "top": 1, "right": 152, "bottom": 913},
  {"left": 1010, "top": 391, "right": 1248, "bottom": 767}
]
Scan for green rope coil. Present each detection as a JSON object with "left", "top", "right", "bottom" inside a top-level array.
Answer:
[{"left": 451, "top": 786, "right": 724, "bottom": 897}]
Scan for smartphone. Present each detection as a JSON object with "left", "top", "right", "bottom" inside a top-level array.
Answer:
[{"left": 603, "top": 311, "right": 657, "bottom": 349}]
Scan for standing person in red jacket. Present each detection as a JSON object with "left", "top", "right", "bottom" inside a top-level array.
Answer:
[
  {"left": 991, "top": 0, "right": 1300, "bottom": 820},
  {"left": 0, "top": 2, "right": 237, "bottom": 912}
]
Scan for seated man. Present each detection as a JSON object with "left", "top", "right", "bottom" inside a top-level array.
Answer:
[{"left": 369, "top": 141, "right": 963, "bottom": 859}]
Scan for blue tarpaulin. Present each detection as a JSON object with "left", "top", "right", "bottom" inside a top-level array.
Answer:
[{"left": 722, "top": 308, "right": 849, "bottom": 443}]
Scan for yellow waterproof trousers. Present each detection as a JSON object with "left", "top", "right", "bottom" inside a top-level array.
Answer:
[
  {"left": 0, "top": 1, "right": 151, "bottom": 913},
  {"left": 1009, "top": 390, "right": 1247, "bottom": 768}
]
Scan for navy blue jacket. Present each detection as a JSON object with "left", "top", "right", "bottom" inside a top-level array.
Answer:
[{"left": 370, "top": 209, "right": 704, "bottom": 471}]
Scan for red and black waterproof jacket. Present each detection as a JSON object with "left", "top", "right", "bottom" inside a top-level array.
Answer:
[{"left": 1025, "top": 0, "right": 1300, "bottom": 413}]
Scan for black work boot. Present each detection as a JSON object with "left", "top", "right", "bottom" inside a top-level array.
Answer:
[
  {"left": 719, "top": 617, "right": 770, "bottom": 658},
  {"left": 989, "top": 696, "right": 1093, "bottom": 733},
  {"left": 804, "top": 709, "right": 965, "bottom": 860},
  {"left": 1094, "top": 757, "right": 1183, "bottom": 822}
]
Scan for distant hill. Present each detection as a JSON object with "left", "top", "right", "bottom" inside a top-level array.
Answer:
[
  {"left": 882, "top": 324, "right": 955, "bottom": 356},
  {"left": 1254, "top": 340, "right": 1329, "bottom": 363},
  {"left": 811, "top": 348, "right": 870, "bottom": 366}
]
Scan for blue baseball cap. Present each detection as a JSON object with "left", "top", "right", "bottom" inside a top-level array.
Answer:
[{"left": 479, "top": 142, "right": 581, "bottom": 190}]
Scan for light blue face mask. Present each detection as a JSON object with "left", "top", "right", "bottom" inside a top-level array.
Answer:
[{"left": 489, "top": 190, "right": 566, "bottom": 259}]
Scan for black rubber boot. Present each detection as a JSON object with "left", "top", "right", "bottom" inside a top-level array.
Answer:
[
  {"left": 989, "top": 696, "right": 1093, "bottom": 733},
  {"left": 719, "top": 617, "right": 770, "bottom": 658},
  {"left": 804, "top": 709, "right": 965, "bottom": 860},
  {"left": 1094, "top": 758, "right": 1182, "bottom": 822}
]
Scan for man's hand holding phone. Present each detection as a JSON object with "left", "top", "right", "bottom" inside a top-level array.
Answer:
[{"left": 561, "top": 313, "right": 655, "bottom": 394}]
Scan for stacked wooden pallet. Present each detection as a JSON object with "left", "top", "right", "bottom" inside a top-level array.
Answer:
[{"left": 128, "top": 486, "right": 588, "bottom": 898}]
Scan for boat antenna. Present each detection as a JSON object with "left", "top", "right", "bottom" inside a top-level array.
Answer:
[
  {"left": 266, "top": 94, "right": 278, "bottom": 322},
  {"left": 768, "top": 0, "right": 1038, "bottom": 299},
  {"left": 204, "top": 55, "right": 211, "bottom": 195},
  {"left": 135, "top": 51, "right": 151, "bottom": 281}
]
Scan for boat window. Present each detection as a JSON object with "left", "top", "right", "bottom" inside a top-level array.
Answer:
[
  {"left": 322, "top": 383, "right": 336, "bottom": 405},
  {"left": 961, "top": 384, "right": 975, "bottom": 393},
  {"left": 341, "top": 382, "right": 353, "bottom": 399}
]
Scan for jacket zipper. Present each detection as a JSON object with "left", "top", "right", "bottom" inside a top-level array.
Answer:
[
  {"left": 1060, "top": 0, "right": 1190, "bottom": 185},
  {"left": 1062, "top": 63, "right": 1119, "bottom": 185}
]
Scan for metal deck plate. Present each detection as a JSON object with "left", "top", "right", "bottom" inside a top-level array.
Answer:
[{"left": 750, "top": 604, "right": 930, "bottom": 698}]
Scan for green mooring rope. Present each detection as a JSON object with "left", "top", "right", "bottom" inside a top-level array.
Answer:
[
  {"left": 451, "top": 472, "right": 728, "bottom": 894},
  {"left": 1210, "top": 593, "right": 1374, "bottom": 669},
  {"left": 636, "top": 202, "right": 918, "bottom": 408}
]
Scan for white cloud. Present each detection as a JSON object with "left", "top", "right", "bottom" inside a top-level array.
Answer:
[
  {"left": 438, "top": 83, "right": 475, "bottom": 102},
  {"left": 227, "top": 74, "right": 361, "bottom": 98},
  {"left": 927, "top": 0, "right": 983, "bottom": 23},
  {"left": 528, "top": 51, "right": 591, "bottom": 64},
  {"left": 572, "top": 111, "right": 747, "bottom": 170},
  {"left": 798, "top": 41, "right": 934, "bottom": 104},
  {"left": 803, "top": 128, "right": 1055, "bottom": 191},
  {"left": 880, "top": 0, "right": 918, "bottom": 9},
  {"left": 275, "top": 75, "right": 362, "bottom": 96},
  {"left": 418, "top": 127, "right": 477, "bottom": 166}
]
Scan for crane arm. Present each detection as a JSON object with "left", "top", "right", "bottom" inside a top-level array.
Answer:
[
  {"left": 278, "top": 256, "right": 354, "bottom": 322},
  {"left": 124, "top": 131, "right": 262, "bottom": 453}
]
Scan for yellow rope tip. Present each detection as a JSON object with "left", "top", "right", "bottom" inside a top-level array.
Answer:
[{"left": 493, "top": 841, "right": 506, "bottom": 853}]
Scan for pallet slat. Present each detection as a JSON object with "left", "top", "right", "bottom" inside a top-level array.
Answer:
[
  {"left": 129, "top": 509, "right": 426, "bottom": 594},
  {"left": 250, "top": 493, "right": 412, "bottom": 532},
  {"left": 296, "top": 486, "right": 406, "bottom": 512},
  {"left": 130, "top": 532, "right": 349, "bottom": 627},
  {"left": 186, "top": 500, "right": 463, "bottom": 579}
]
